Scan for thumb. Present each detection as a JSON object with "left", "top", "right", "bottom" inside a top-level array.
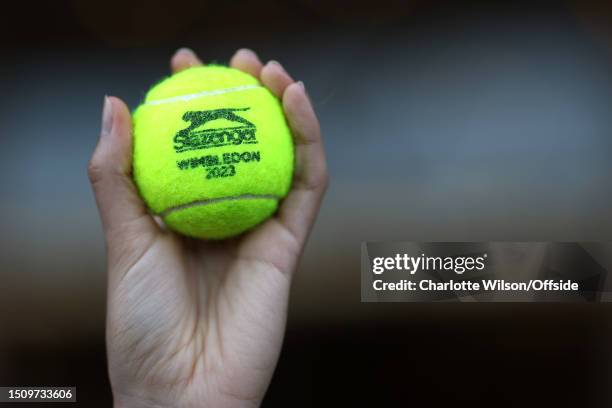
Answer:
[{"left": 88, "top": 96, "right": 157, "bottom": 252}]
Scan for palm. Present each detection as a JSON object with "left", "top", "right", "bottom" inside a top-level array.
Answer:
[
  {"left": 90, "top": 48, "right": 327, "bottom": 407},
  {"left": 108, "top": 219, "right": 296, "bottom": 406}
]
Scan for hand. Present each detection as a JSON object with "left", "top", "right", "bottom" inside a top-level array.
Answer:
[{"left": 88, "top": 48, "right": 328, "bottom": 408}]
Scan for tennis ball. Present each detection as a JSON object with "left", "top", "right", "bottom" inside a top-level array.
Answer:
[{"left": 133, "top": 65, "right": 294, "bottom": 239}]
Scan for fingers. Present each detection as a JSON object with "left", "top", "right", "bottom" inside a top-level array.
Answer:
[
  {"left": 88, "top": 96, "right": 158, "bottom": 241},
  {"left": 229, "top": 48, "right": 264, "bottom": 78},
  {"left": 283, "top": 82, "right": 328, "bottom": 191},
  {"left": 170, "top": 48, "right": 203, "bottom": 73},
  {"left": 231, "top": 50, "right": 293, "bottom": 98},
  {"left": 172, "top": 48, "right": 290, "bottom": 98},
  {"left": 167, "top": 48, "right": 328, "bottom": 245},
  {"left": 277, "top": 82, "right": 329, "bottom": 244},
  {"left": 260, "top": 60, "right": 294, "bottom": 97},
  {"left": 244, "top": 56, "right": 327, "bottom": 243}
]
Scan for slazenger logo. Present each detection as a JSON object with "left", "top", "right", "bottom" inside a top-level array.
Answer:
[{"left": 173, "top": 108, "right": 258, "bottom": 153}]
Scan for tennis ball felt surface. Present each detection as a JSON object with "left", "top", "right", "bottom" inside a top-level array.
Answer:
[{"left": 133, "top": 65, "right": 294, "bottom": 239}]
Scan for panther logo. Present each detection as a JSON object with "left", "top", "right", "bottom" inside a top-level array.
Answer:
[{"left": 174, "top": 108, "right": 258, "bottom": 153}]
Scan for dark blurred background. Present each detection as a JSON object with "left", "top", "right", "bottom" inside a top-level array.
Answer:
[{"left": 1, "top": 0, "right": 612, "bottom": 406}]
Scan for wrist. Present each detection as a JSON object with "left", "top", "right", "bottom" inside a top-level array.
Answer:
[
  {"left": 113, "top": 392, "right": 260, "bottom": 408},
  {"left": 114, "top": 393, "right": 173, "bottom": 408}
]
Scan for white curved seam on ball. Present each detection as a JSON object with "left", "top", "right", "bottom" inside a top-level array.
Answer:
[
  {"left": 145, "top": 84, "right": 262, "bottom": 106},
  {"left": 158, "top": 194, "right": 279, "bottom": 217}
]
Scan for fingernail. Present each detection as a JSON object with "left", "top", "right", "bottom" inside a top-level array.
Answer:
[
  {"left": 175, "top": 47, "right": 195, "bottom": 56},
  {"left": 296, "top": 81, "right": 305, "bottom": 90},
  {"left": 237, "top": 48, "right": 257, "bottom": 58},
  {"left": 101, "top": 96, "right": 113, "bottom": 137},
  {"left": 268, "top": 60, "right": 284, "bottom": 69},
  {"left": 267, "top": 60, "right": 289, "bottom": 77}
]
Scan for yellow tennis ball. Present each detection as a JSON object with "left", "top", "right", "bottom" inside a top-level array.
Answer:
[{"left": 133, "top": 65, "right": 294, "bottom": 239}]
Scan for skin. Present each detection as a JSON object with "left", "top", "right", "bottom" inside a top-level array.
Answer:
[{"left": 88, "top": 48, "right": 329, "bottom": 408}]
